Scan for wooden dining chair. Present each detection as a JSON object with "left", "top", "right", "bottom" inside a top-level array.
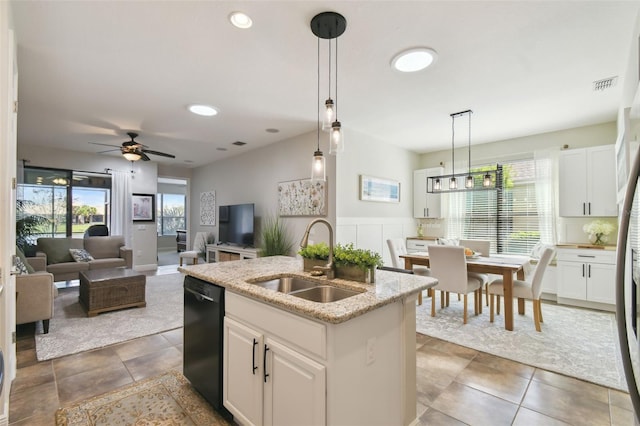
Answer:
[
  {"left": 459, "top": 239, "right": 491, "bottom": 306},
  {"left": 488, "top": 247, "right": 555, "bottom": 332},
  {"left": 427, "top": 245, "right": 482, "bottom": 324}
]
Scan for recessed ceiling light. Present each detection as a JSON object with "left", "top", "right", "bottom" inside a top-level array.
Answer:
[
  {"left": 391, "top": 47, "right": 437, "bottom": 72},
  {"left": 229, "top": 12, "right": 253, "bottom": 29},
  {"left": 265, "top": 128, "right": 280, "bottom": 133},
  {"left": 216, "top": 147, "right": 227, "bottom": 151},
  {"left": 188, "top": 104, "right": 218, "bottom": 117}
]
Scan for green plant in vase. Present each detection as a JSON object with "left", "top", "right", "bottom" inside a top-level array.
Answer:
[
  {"left": 334, "top": 243, "right": 383, "bottom": 283},
  {"left": 259, "top": 215, "right": 293, "bottom": 257},
  {"left": 298, "top": 242, "right": 330, "bottom": 271}
]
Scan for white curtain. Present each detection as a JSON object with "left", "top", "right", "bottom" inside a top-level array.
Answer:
[
  {"left": 534, "top": 149, "right": 559, "bottom": 245},
  {"left": 110, "top": 170, "right": 132, "bottom": 246}
]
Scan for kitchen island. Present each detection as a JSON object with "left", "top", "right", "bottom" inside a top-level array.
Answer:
[{"left": 179, "top": 256, "right": 437, "bottom": 426}]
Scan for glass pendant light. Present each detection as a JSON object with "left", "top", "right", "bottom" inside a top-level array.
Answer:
[
  {"left": 322, "top": 39, "right": 335, "bottom": 131},
  {"left": 329, "top": 121, "right": 344, "bottom": 154},
  {"left": 449, "top": 177, "right": 458, "bottom": 190},
  {"left": 483, "top": 172, "right": 492, "bottom": 187},
  {"left": 433, "top": 178, "right": 441, "bottom": 191},
  {"left": 465, "top": 111, "right": 474, "bottom": 189},
  {"left": 311, "top": 38, "right": 326, "bottom": 182}
]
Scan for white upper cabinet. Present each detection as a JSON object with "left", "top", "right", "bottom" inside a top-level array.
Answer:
[
  {"left": 414, "top": 167, "right": 443, "bottom": 218},
  {"left": 559, "top": 145, "right": 617, "bottom": 217}
]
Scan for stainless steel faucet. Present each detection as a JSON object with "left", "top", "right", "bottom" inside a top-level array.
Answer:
[{"left": 300, "top": 218, "right": 335, "bottom": 279}]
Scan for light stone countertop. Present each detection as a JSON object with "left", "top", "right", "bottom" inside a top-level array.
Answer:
[{"left": 179, "top": 256, "right": 438, "bottom": 324}]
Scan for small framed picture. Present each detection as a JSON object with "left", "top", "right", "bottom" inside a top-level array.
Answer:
[
  {"left": 132, "top": 193, "right": 155, "bottom": 222},
  {"left": 359, "top": 175, "right": 401, "bottom": 203}
]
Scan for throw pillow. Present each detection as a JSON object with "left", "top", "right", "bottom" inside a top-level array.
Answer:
[
  {"left": 69, "top": 248, "right": 94, "bottom": 262},
  {"left": 437, "top": 237, "right": 459, "bottom": 246},
  {"left": 15, "top": 246, "right": 36, "bottom": 274},
  {"left": 14, "top": 255, "right": 29, "bottom": 275}
]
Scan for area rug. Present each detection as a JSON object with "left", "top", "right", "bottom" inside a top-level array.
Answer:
[
  {"left": 36, "top": 272, "right": 184, "bottom": 361},
  {"left": 416, "top": 296, "right": 627, "bottom": 391},
  {"left": 55, "top": 370, "right": 230, "bottom": 425}
]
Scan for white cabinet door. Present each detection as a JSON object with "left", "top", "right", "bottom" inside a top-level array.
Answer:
[
  {"left": 264, "top": 338, "right": 326, "bottom": 426},
  {"left": 559, "top": 149, "right": 588, "bottom": 217},
  {"left": 557, "top": 261, "right": 586, "bottom": 300},
  {"left": 559, "top": 145, "right": 617, "bottom": 217},
  {"left": 586, "top": 145, "right": 617, "bottom": 217},
  {"left": 224, "top": 317, "right": 264, "bottom": 426},
  {"left": 414, "top": 167, "right": 443, "bottom": 218},
  {"left": 586, "top": 262, "right": 616, "bottom": 304}
]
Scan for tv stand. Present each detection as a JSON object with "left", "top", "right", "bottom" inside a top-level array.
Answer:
[{"left": 206, "top": 244, "right": 258, "bottom": 263}]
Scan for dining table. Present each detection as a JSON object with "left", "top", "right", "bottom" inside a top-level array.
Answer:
[{"left": 401, "top": 252, "right": 528, "bottom": 331}]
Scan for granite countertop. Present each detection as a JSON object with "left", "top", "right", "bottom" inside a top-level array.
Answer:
[{"left": 178, "top": 256, "right": 437, "bottom": 324}]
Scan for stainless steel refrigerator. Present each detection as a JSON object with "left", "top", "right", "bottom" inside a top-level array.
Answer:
[{"left": 616, "top": 143, "right": 640, "bottom": 421}]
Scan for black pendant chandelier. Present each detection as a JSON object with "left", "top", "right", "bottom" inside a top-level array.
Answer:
[
  {"left": 427, "top": 110, "right": 499, "bottom": 193},
  {"left": 311, "top": 12, "right": 346, "bottom": 156}
]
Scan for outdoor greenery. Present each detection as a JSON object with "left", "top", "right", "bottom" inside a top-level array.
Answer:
[
  {"left": 259, "top": 215, "right": 293, "bottom": 257},
  {"left": 16, "top": 199, "right": 51, "bottom": 254}
]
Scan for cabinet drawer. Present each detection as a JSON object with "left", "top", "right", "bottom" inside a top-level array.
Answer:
[
  {"left": 226, "top": 292, "right": 326, "bottom": 359},
  {"left": 556, "top": 249, "right": 616, "bottom": 264},
  {"left": 406, "top": 239, "right": 435, "bottom": 252}
]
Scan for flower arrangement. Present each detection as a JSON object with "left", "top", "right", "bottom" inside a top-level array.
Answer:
[{"left": 583, "top": 220, "right": 615, "bottom": 245}]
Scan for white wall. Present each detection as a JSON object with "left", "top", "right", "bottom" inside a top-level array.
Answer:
[
  {"left": 419, "top": 121, "right": 617, "bottom": 169},
  {"left": 17, "top": 144, "right": 160, "bottom": 268},
  {"left": 190, "top": 131, "right": 336, "bottom": 255},
  {"left": 335, "top": 128, "right": 421, "bottom": 265}
]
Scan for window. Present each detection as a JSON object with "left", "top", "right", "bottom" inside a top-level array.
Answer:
[
  {"left": 447, "top": 159, "right": 540, "bottom": 255},
  {"left": 157, "top": 193, "right": 186, "bottom": 235},
  {"left": 17, "top": 167, "right": 111, "bottom": 245}
]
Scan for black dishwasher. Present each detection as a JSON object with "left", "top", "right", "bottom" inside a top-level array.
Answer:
[{"left": 183, "top": 275, "right": 227, "bottom": 414}]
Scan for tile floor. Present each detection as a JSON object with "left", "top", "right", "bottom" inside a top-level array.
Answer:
[{"left": 7, "top": 267, "right": 637, "bottom": 425}]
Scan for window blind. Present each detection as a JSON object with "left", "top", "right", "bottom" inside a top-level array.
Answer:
[{"left": 447, "top": 159, "right": 540, "bottom": 255}]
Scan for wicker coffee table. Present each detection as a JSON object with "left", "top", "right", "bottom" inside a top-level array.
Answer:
[{"left": 79, "top": 268, "right": 146, "bottom": 317}]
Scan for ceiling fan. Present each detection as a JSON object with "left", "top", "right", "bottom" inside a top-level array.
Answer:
[{"left": 91, "top": 132, "right": 176, "bottom": 162}]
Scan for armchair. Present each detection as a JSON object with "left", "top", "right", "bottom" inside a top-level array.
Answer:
[{"left": 16, "top": 271, "right": 57, "bottom": 334}]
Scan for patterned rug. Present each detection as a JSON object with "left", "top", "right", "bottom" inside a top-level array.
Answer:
[
  {"left": 36, "top": 273, "right": 184, "bottom": 361},
  {"left": 415, "top": 295, "right": 627, "bottom": 391},
  {"left": 55, "top": 370, "right": 230, "bottom": 425}
]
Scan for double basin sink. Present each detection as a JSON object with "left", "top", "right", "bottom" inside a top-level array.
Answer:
[{"left": 249, "top": 276, "right": 364, "bottom": 303}]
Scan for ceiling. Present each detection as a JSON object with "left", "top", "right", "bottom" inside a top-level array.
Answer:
[{"left": 10, "top": 1, "right": 640, "bottom": 168}]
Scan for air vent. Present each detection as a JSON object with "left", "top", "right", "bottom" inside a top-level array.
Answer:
[
  {"left": 232, "top": 141, "right": 247, "bottom": 146},
  {"left": 593, "top": 76, "right": 618, "bottom": 92}
]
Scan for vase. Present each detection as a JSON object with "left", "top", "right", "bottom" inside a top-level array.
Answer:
[
  {"left": 335, "top": 265, "right": 375, "bottom": 283},
  {"left": 303, "top": 258, "right": 327, "bottom": 272},
  {"left": 589, "top": 233, "right": 607, "bottom": 246}
]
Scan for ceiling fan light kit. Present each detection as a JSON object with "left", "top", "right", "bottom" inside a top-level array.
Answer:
[{"left": 91, "top": 132, "right": 175, "bottom": 162}]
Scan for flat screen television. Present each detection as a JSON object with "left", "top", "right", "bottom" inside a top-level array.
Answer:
[{"left": 218, "top": 203, "right": 255, "bottom": 247}]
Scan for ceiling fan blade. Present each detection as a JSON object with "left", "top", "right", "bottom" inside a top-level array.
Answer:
[
  {"left": 97, "top": 148, "right": 120, "bottom": 154},
  {"left": 140, "top": 152, "right": 151, "bottom": 161},
  {"left": 142, "top": 149, "right": 175, "bottom": 159},
  {"left": 89, "top": 142, "right": 121, "bottom": 148}
]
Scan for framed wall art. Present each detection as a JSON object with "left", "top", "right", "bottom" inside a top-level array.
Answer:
[
  {"left": 200, "top": 190, "right": 216, "bottom": 226},
  {"left": 132, "top": 193, "right": 155, "bottom": 222},
  {"left": 278, "top": 178, "right": 327, "bottom": 216},
  {"left": 359, "top": 175, "right": 400, "bottom": 203}
]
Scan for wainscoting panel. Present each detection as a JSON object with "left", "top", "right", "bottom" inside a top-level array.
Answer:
[{"left": 336, "top": 217, "right": 418, "bottom": 266}]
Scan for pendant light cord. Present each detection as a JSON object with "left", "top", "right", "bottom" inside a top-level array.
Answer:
[
  {"left": 317, "top": 37, "right": 320, "bottom": 150},
  {"left": 335, "top": 35, "right": 338, "bottom": 120},
  {"left": 451, "top": 114, "right": 455, "bottom": 172},
  {"left": 328, "top": 31, "right": 332, "bottom": 102},
  {"left": 468, "top": 111, "right": 471, "bottom": 175}
]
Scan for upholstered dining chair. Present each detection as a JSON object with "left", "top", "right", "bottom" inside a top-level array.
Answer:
[
  {"left": 387, "top": 238, "right": 430, "bottom": 304},
  {"left": 427, "top": 245, "right": 483, "bottom": 324},
  {"left": 488, "top": 246, "right": 556, "bottom": 332},
  {"left": 179, "top": 232, "right": 209, "bottom": 266},
  {"left": 459, "top": 239, "right": 491, "bottom": 306}
]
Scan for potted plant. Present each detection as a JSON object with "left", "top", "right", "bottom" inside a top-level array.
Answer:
[
  {"left": 259, "top": 215, "right": 293, "bottom": 257},
  {"left": 334, "top": 243, "right": 383, "bottom": 283},
  {"left": 298, "top": 242, "right": 330, "bottom": 271}
]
